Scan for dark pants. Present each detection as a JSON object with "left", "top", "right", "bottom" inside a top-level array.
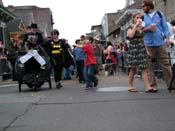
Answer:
[
  {"left": 76, "top": 60, "right": 85, "bottom": 81},
  {"left": 9, "top": 58, "right": 16, "bottom": 80},
  {"left": 53, "top": 64, "right": 62, "bottom": 82}
]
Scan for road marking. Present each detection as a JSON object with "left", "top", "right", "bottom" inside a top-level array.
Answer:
[
  {"left": 96, "top": 86, "right": 128, "bottom": 92},
  {"left": 0, "top": 84, "right": 18, "bottom": 88}
]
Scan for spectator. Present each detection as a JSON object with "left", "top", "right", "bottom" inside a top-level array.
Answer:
[
  {"left": 7, "top": 39, "right": 19, "bottom": 80},
  {"left": 142, "top": 0, "right": 173, "bottom": 91},
  {"left": 127, "top": 12, "right": 153, "bottom": 92}
]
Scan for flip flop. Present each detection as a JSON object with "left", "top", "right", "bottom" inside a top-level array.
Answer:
[
  {"left": 128, "top": 88, "right": 138, "bottom": 92},
  {"left": 152, "top": 89, "right": 158, "bottom": 92},
  {"left": 145, "top": 89, "right": 154, "bottom": 93}
]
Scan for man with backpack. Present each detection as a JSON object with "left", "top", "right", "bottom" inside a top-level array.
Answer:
[{"left": 142, "top": 0, "right": 174, "bottom": 92}]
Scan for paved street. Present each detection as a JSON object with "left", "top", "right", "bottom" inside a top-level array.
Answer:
[{"left": 0, "top": 72, "right": 175, "bottom": 131}]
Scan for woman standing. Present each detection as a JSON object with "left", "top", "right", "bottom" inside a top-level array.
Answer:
[{"left": 127, "top": 12, "right": 153, "bottom": 92}]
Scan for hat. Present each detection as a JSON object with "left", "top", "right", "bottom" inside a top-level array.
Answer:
[{"left": 30, "top": 23, "right": 38, "bottom": 29}]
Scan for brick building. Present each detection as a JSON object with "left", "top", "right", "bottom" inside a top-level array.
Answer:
[
  {"left": 155, "top": 0, "right": 175, "bottom": 21},
  {"left": 91, "top": 25, "right": 102, "bottom": 41},
  {"left": 6, "top": 5, "right": 54, "bottom": 38},
  {"left": 114, "top": 0, "right": 175, "bottom": 41},
  {"left": 101, "top": 12, "right": 122, "bottom": 42},
  {"left": 0, "top": 1, "right": 16, "bottom": 47},
  {"left": 89, "top": 0, "right": 175, "bottom": 43}
]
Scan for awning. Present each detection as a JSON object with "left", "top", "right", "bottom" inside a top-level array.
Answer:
[
  {"left": 7, "top": 19, "right": 26, "bottom": 33},
  {"left": 0, "top": 5, "right": 16, "bottom": 23},
  {"left": 106, "top": 28, "right": 121, "bottom": 38}
]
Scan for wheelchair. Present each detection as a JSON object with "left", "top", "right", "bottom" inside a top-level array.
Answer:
[{"left": 15, "top": 50, "right": 52, "bottom": 92}]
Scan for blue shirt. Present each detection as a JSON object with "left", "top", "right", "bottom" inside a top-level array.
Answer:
[
  {"left": 143, "top": 11, "right": 170, "bottom": 46},
  {"left": 74, "top": 47, "right": 85, "bottom": 61}
]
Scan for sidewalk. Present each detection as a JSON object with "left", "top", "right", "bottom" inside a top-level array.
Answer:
[{"left": 0, "top": 79, "right": 17, "bottom": 86}]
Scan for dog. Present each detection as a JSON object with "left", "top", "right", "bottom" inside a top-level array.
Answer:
[{"left": 102, "top": 63, "right": 117, "bottom": 77}]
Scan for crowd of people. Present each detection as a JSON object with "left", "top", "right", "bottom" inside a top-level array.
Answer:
[{"left": 1, "top": 0, "right": 175, "bottom": 92}]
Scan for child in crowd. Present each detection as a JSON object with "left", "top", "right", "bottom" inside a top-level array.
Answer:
[{"left": 75, "top": 36, "right": 98, "bottom": 89}]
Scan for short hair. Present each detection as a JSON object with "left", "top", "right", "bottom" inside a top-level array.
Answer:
[
  {"left": 80, "top": 35, "right": 85, "bottom": 39},
  {"left": 85, "top": 35, "right": 93, "bottom": 43},
  {"left": 107, "top": 41, "right": 112, "bottom": 46},
  {"left": 142, "top": 0, "right": 155, "bottom": 9},
  {"left": 171, "top": 19, "right": 175, "bottom": 26},
  {"left": 51, "top": 29, "right": 59, "bottom": 36},
  {"left": 75, "top": 39, "right": 80, "bottom": 44}
]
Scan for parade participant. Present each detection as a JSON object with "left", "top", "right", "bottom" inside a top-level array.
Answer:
[
  {"left": 19, "top": 37, "right": 46, "bottom": 68},
  {"left": 23, "top": 23, "right": 43, "bottom": 46},
  {"left": 142, "top": 0, "right": 174, "bottom": 91},
  {"left": 127, "top": 12, "right": 153, "bottom": 92},
  {"left": 75, "top": 36, "right": 98, "bottom": 89},
  {"left": 44, "top": 29, "right": 74, "bottom": 89}
]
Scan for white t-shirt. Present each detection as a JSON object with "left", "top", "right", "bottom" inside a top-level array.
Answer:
[{"left": 149, "top": 11, "right": 156, "bottom": 18}]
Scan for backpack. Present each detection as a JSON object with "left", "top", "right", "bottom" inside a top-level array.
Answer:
[
  {"left": 157, "top": 11, "right": 162, "bottom": 18},
  {"left": 142, "top": 11, "right": 162, "bottom": 20}
]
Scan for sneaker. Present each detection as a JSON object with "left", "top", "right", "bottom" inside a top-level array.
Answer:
[
  {"left": 94, "top": 79, "right": 98, "bottom": 87},
  {"left": 85, "top": 86, "right": 90, "bottom": 90},
  {"left": 56, "top": 82, "right": 62, "bottom": 89},
  {"left": 85, "top": 84, "right": 93, "bottom": 90}
]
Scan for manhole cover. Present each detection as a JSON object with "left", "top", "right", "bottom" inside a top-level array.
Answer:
[{"left": 96, "top": 86, "right": 128, "bottom": 92}]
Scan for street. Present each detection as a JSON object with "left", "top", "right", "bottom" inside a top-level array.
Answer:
[{"left": 0, "top": 72, "right": 175, "bottom": 131}]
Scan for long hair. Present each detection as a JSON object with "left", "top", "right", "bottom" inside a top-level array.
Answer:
[{"left": 132, "top": 12, "right": 142, "bottom": 24}]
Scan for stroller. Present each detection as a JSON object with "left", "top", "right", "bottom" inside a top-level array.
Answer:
[{"left": 15, "top": 45, "right": 52, "bottom": 92}]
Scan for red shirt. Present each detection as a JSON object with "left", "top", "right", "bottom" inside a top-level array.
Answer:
[{"left": 82, "top": 43, "right": 96, "bottom": 66}]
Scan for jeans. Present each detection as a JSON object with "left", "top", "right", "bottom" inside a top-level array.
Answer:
[
  {"left": 63, "top": 67, "right": 71, "bottom": 79},
  {"left": 84, "top": 64, "right": 98, "bottom": 86}
]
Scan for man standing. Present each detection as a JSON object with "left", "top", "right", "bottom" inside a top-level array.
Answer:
[{"left": 142, "top": 0, "right": 174, "bottom": 92}]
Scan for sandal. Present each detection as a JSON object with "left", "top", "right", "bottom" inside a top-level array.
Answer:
[
  {"left": 152, "top": 89, "right": 158, "bottom": 92},
  {"left": 128, "top": 88, "right": 138, "bottom": 92},
  {"left": 145, "top": 89, "right": 154, "bottom": 93}
]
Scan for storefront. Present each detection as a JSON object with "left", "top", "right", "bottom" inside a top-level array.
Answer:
[
  {"left": 0, "top": 5, "right": 16, "bottom": 76},
  {"left": 0, "top": 5, "right": 16, "bottom": 48}
]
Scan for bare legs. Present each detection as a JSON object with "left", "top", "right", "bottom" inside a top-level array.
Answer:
[
  {"left": 128, "top": 68, "right": 153, "bottom": 92},
  {"left": 141, "top": 69, "right": 153, "bottom": 91},
  {"left": 128, "top": 68, "right": 137, "bottom": 91}
]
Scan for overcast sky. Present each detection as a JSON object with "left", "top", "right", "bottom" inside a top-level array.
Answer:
[{"left": 3, "top": 0, "right": 126, "bottom": 44}]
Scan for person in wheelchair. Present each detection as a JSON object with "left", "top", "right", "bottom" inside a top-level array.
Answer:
[
  {"left": 18, "top": 37, "right": 46, "bottom": 69},
  {"left": 15, "top": 37, "right": 51, "bottom": 91}
]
